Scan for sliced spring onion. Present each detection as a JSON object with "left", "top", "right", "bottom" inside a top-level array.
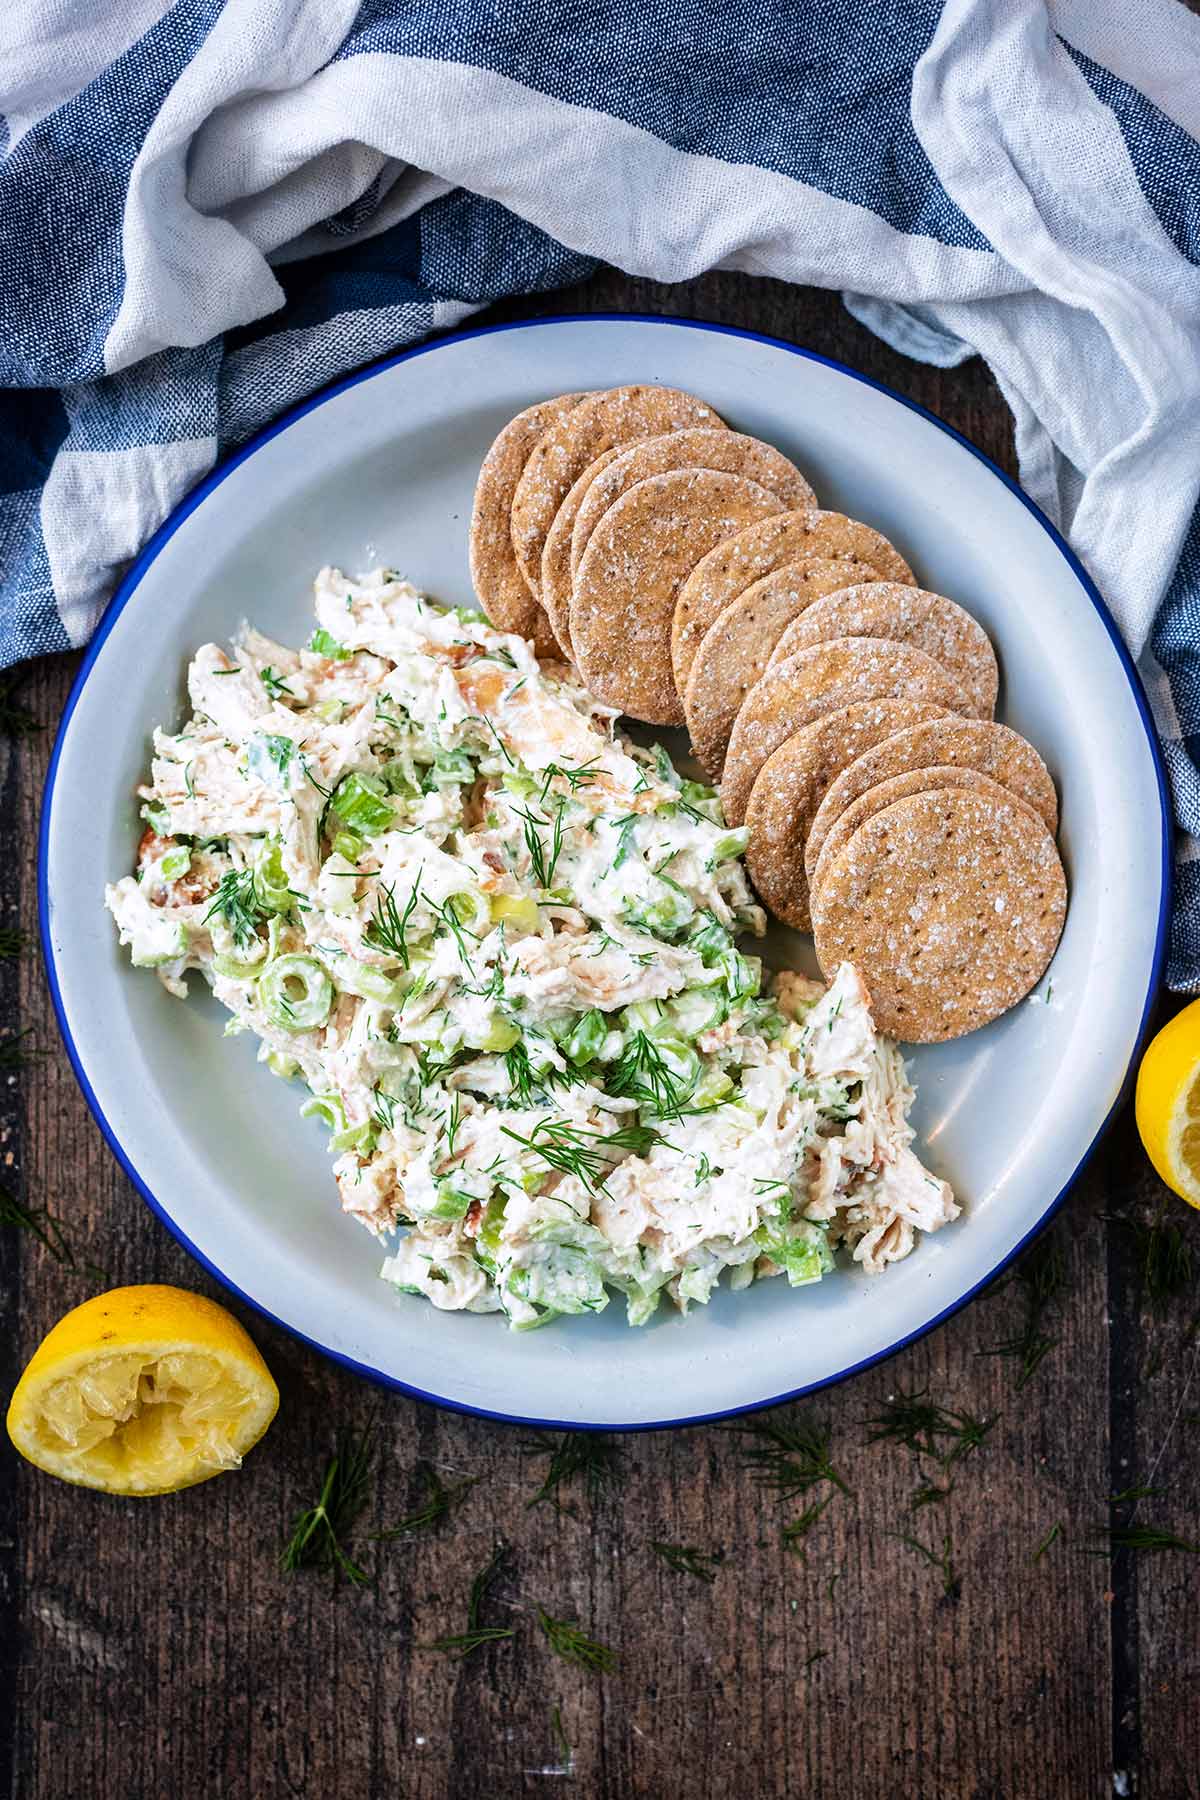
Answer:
[{"left": 260, "top": 955, "right": 333, "bottom": 1031}]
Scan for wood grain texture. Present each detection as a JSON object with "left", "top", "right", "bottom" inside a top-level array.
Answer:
[{"left": 3, "top": 270, "right": 1199, "bottom": 1800}]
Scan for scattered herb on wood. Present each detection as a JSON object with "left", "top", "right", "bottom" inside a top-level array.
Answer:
[
  {"left": 0, "top": 1186, "right": 75, "bottom": 1264},
  {"left": 911, "top": 1480, "right": 955, "bottom": 1509},
  {"left": 551, "top": 1705, "right": 573, "bottom": 1768},
  {"left": 537, "top": 1608, "right": 616, "bottom": 1673},
  {"left": 0, "top": 927, "right": 28, "bottom": 959},
  {"left": 1109, "top": 1485, "right": 1163, "bottom": 1506},
  {"left": 892, "top": 1530, "right": 959, "bottom": 1597},
  {"left": 373, "top": 1462, "right": 477, "bottom": 1539},
  {"left": 0, "top": 1029, "right": 45, "bottom": 1069},
  {"left": 979, "top": 1231, "right": 1066, "bottom": 1389},
  {"left": 804, "top": 1650, "right": 828, "bottom": 1671},
  {"left": 1032, "top": 1523, "right": 1062, "bottom": 1563},
  {"left": 866, "top": 1388, "right": 993, "bottom": 1467},
  {"left": 650, "top": 1542, "right": 722, "bottom": 1582},
  {"left": 1108, "top": 1198, "right": 1194, "bottom": 1309},
  {"left": 732, "top": 1413, "right": 851, "bottom": 1500},
  {"left": 1089, "top": 1524, "right": 1199, "bottom": 1554},
  {"left": 0, "top": 677, "right": 43, "bottom": 739},
  {"left": 425, "top": 1543, "right": 516, "bottom": 1656},
  {"left": 781, "top": 1498, "right": 832, "bottom": 1557},
  {"left": 524, "top": 1431, "right": 622, "bottom": 1509},
  {"left": 281, "top": 1424, "right": 375, "bottom": 1584}
]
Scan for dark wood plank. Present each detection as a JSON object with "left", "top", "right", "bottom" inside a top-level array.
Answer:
[{"left": 4, "top": 270, "right": 1197, "bottom": 1800}]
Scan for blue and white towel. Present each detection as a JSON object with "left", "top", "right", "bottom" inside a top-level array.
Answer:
[{"left": 4, "top": 0, "right": 1200, "bottom": 979}]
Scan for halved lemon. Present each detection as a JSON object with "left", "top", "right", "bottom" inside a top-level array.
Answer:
[
  {"left": 6, "top": 1285, "right": 279, "bottom": 1494},
  {"left": 1135, "top": 998, "right": 1200, "bottom": 1211}
]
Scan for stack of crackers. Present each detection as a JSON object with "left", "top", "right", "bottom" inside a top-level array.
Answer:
[{"left": 470, "top": 385, "right": 1067, "bottom": 1044}]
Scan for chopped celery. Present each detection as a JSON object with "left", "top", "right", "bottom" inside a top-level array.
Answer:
[
  {"left": 431, "top": 747, "right": 476, "bottom": 785},
  {"left": 688, "top": 913, "right": 733, "bottom": 964},
  {"left": 426, "top": 1182, "right": 474, "bottom": 1221},
  {"left": 332, "top": 829, "right": 363, "bottom": 862},
  {"left": 563, "top": 1008, "right": 606, "bottom": 1066},
  {"left": 489, "top": 892, "right": 539, "bottom": 932},
  {"left": 308, "top": 627, "right": 351, "bottom": 660},
  {"left": 159, "top": 845, "right": 191, "bottom": 882},
  {"left": 712, "top": 826, "right": 751, "bottom": 862},
  {"left": 253, "top": 838, "right": 293, "bottom": 913},
  {"left": 330, "top": 772, "right": 394, "bottom": 836}
]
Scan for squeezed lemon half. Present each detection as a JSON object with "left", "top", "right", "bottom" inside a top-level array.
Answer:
[
  {"left": 1135, "top": 998, "right": 1200, "bottom": 1211},
  {"left": 5, "top": 1285, "right": 279, "bottom": 1494}
]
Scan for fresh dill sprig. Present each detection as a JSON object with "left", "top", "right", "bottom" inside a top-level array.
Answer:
[
  {"left": 1032, "top": 1523, "right": 1062, "bottom": 1563},
  {"left": 500, "top": 1117, "right": 661, "bottom": 1195},
  {"left": 865, "top": 1388, "right": 993, "bottom": 1467},
  {"left": 0, "top": 677, "right": 42, "bottom": 739},
  {"left": 524, "top": 1432, "right": 622, "bottom": 1510},
  {"left": 0, "top": 1029, "right": 44, "bottom": 1070},
  {"left": 260, "top": 666, "right": 297, "bottom": 702},
  {"left": 732, "top": 1413, "right": 851, "bottom": 1501},
  {"left": 540, "top": 759, "right": 599, "bottom": 800},
  {"left": 478, "top": 714, "right": 514, "bottom": 766},
  {"left": 503, "top": 1041, "right": 537, "bottom": 1106},
  {"left": 0, "top": 1186, "right": 75, "bottom": 1264},
  {"left": 441, "top": 1093, "right": 463, "bottom": 1159},
  {"left": 431, "top": 895, "right": 476, "bottom": 966},
  {"left": 536, "top": 1608, "right": 616, "bottom": 1674},
  {"left": 781, "top": 1498, "right": 832, "bottom": 1557},
  {"left": 1109, "top": 1484, "right": 1163, "bottom": 1506},
  {"left": 425, "top": 1543, "right": 516, "bottom": 1656},
  {"left": 373, "top": 1462, "right": 477, "bottom": 1540},
  {"left": 606, "top": 1031, "right": 692, "bottom": 1119},
  {"left": 281, "top": 1424, "right": 375, "bottom": 1584},
  {"left": 204, "top": 868, "right": 269, "bottom": 950},
  {"left": 892, "top": 1530, "right": 959, "bottom": 1597},
  {"left": 512, "top": 799, "right": 567, "bottom": 890},
  {"left": 363, "top": 878, "right": 422, "bottom": 966},
  {"left": 0, "top": 927, "right": 28, "bottom": 959},
  {"left": 980, "top": 1231, "right": 1066, "bottom": 1389},
  {"left": 650, "top": 1542, "right": 722, "bottom": 1582}
]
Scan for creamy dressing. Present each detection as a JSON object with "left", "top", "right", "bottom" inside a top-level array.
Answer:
[{"left": 106, "top": 566, "right": 958, "bottom": 1330}]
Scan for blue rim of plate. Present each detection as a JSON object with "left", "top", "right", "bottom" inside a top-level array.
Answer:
[{"left": 38, "top": 312, "right": 1172, "bottom": 1432}]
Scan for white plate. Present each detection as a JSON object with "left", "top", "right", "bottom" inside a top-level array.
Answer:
[{"left": 40, "top": 315, "right": 1169, "bottom": 1428}]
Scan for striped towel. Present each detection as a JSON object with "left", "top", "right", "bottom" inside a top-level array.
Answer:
[{"left": 3, "top": 0, "right": 1199, "bottom": 979}]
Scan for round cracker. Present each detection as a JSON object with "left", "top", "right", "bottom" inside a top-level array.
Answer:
[
  {"left": 671, "top": 510, "right": 914, "bottom": 697},
  {"left": 571, "top": 469, "right": 784, "bottom": 725},
  {"left": 720, "top": 639, "right": 966, "bottom": 826},
  {"left": 683, "top": 556, "right": 888, "bottom": 777},
  {"left": 805, "top": 716, "right": 1058, "bottom": 886},
  {"left": 811, "top": 786, "right": 1067, "bottom": 1042},
  {"left": 510, "top": 386, "right": 725, "bottom": 599},
  {"left": 570, "top": 429, "right": 815, "bottom": 577},
  {"left": 812, "top": 764, "right": 1034, "bottom": 901},
  {"left": 742, "top": 699, "right": 951, "bottom": 932},
  {"left": 539, "top": 447, "right": 621, "bottom": 658},
  {"left": 469, "top": 393, "right": 585, "bottom": 657},
  {"left": 769, "top": 583, "right": 998, "bottom": 720}
]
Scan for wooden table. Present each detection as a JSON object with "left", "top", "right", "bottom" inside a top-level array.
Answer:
[{"left": 3, "top": 271, "right": 1197, "bottom": 1800}]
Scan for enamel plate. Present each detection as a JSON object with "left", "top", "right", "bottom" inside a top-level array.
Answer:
[{"left": 40, "top": 316, "right": 1169, "bottom": 1428}]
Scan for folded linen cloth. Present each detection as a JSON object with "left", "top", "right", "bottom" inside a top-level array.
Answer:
[{"left": 2, "top": 0, "right": 1199, "bottom": 977}]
